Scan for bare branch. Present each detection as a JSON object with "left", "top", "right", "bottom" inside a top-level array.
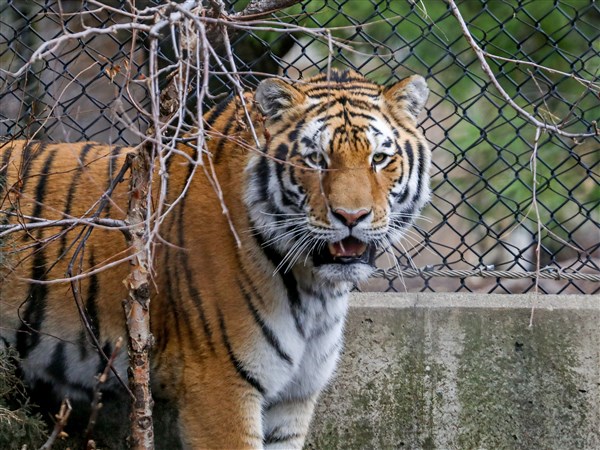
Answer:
[
  {"left": 85, "top": 337, "right": 125, "bottom": 446},
  {"left": 0, "top": 217, "right": 128, "bottom": 238},
  {"left": 481, "top": 51, "right": 600, "bottom": 93},
  {"left": 529, "top": 126, "right": 543, "bottom": 326},
  {"left": 1, "top": 23, "right": 153, "bottom": 79},
  {"left": 20, "top": 254, "right": 134, "bottom": 285},
  {"left": 39, "top": 399, "right": 72, "bottom": 450},
  {"left": 235, "top": 0, "right": 302, "bottom": 19},
  {"left": 123, "top": 148, "right": 155, "bottom": 450}
]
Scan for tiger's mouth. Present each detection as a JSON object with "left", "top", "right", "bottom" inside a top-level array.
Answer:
[{"left": 313, "top": 236, "right": 376, "bottom": 266}]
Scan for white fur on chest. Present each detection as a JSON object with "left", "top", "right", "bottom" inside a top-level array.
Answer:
[{"left": 248, "top": 272, "right": 350, "bottom": 403}]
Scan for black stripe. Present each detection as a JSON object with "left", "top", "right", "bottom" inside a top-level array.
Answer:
[
  {"left": 217, "top": 307, "right": 265, "bottom": 395},
  {"left": 306, "top": 70, "right": 365, "bottom": 83},
  {"left": 251, "top": 224, "right": 305, "bottom": 338},
  {"left": 273, "top": 143, "right": 301, "bottom": 208},
  {"left": 404, "top": 140, "right": 415, "bottom": 167},
  {"left": 307, "top": 89, "right": 381, "bottom": 100},
  {"left": 179, "top": 231, "right": 215, "bottom": 353},
  {"left": 1, "top": 144, "right": 15, "bottom": 225},
  {"left": 77, "top": 330, "right": 89, "bottom": 360},
  {"left": 47, "top": 342, "right": 67, "bottom": 382},
  {"left": 264, "top": 433, "right": 302, "bottom": 445},
  {"left": 105, "top": 145, "right": 125, "bottom": 217},
  {"left": 300, "top": 136, "right": 316, "bottom": 151},
  {"left": 237, "top": 278, "right": 293, "bottom": 365},
  {"left": 163, "top": 149, "right": 175, "bottom": 201},
  {"left": 16, "top": 148, "right": 58, "bottom": 358},
  {"left": 175, "top": 152, "right": 215, "bottom": 352},
  {"left": 414, "top": 142, "right": 427, "bottom": 200},
  {"left": 16, "top": 141, "right": 34, "bottom": 191},
  {"left": 286, "top": 159, "right": 304, "bottom": 206},
  {"left": 0, "top": 143, "right": 13, "bottom": 192},
  {"left": 160, "top": 258, "right": 175, "bottom": 354},
  {"left": 158, "top": 212, "right": 178, "bottom": 356},
  {"left": 162, "top": 226, "right": 191, "bottom": 354},
  {"left": 107, "top": 145, "right": 125, "bottom": 180},
  {"left": 326, "top": 108, "right": 380, "bottom": 124},
  {"left": 18, "top": 141, "right": 49, "bottom": 193},
  {"left": 341, "top": 100, "right": 351, "bottom": 125},
  {"left": 254, "top": 153, "right": 271, "bottom": 203},
  {"left": 153, "top": 208, "right": 194, "bottom": 367},
  {"left": 275, "top": 143, "right": 289, "bottom": 162},
  {"left": 395, "top": 187, "right": 410, "bottom": 206},
  {"left": 97, "top": 342, "right": 112, "bottom": 375},
  {"left": 285, "top": 115, "right": 321, "bottom": 143},
  {"left": 300, "top": 103, "right": 365, "bottom": 123},
  {"left": 31, "top": 148, "right": 58, "bottom": 219},
  {"left": 346, "top": 97, "right": 381, "bottom": 110},
  {"left": 393, "top": 121, "right": 418, "bottom": 138},
  {"left": 204, "top": 94, "right": 234, "bottom": 127},
  {"left": 59, "top": 143, "right": 96, "bottom": 254},
  {"left": 395, "top": 141, "right": 415, "bottom": 205},
  {"left": 212, "top": 108, "right": 238, "bottom": 164},
  {"left": 16, "top": 250, "right": 48, "bottom": 358},
  {"left": 306, "top": 82, "right": 381, "bottom": 92},
  {"left": 310, "top": 315, "right": 342, "bottom": 340}
]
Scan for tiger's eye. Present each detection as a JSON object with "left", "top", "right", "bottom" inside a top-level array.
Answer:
[
  {"left": 306, "top": 152, "right": 326, "bottom": 168},
  {"left": 372, "top": 153, "right": 388, "bottom": 165}
]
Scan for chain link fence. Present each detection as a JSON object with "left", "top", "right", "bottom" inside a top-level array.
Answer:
[{"left": 1, "top": 0, "right": 598, "bottom": 294}]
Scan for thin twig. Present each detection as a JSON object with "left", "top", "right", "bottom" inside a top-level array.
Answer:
[
  {"left": 234, "top": 0, "right": 301, "bottom": 19},
  {"left": 39, "top": 399, "right": 72, "bottom": 450},
  {"left": 0, "top": 217, "right": 128, "bottom": 238},
  {"left": 85, "top": 337, "right": 125, "bottom": 446},
  {"left": 529, "top": 126, "right": 542, "bottom": 327},
  {"left": 481, "top": 51, "right": 600, "bottom": 92}
]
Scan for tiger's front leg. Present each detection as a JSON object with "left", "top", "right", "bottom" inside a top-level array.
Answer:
[
  {"left": 177, "top": 367, "right": 264, "bottom": 449},
  {"left": 263, "top": 396, "right": 318, "bottom": 449}
]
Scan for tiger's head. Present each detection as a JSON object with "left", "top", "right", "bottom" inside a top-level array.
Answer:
[{"left": 246, "top": 70, "right": 430, "bottom": 283}]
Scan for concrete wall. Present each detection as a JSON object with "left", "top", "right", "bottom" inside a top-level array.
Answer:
[{"left": 306, "top": 293, "right": 600, "bottom": 450}]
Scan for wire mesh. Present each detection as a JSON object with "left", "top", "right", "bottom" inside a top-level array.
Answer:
[{"left": 1, "top": 0, "right": 598, "bottom": 294}]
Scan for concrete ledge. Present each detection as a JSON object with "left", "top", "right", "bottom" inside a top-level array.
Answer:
[
  {"left": 307, "top": 293, "right": 600, "bottom": 450},
  {"left": 350, "top": 292, "right": 600, "bottom": 310}
]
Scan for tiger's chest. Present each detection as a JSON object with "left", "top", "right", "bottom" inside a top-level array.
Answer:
[{"left": 250, "top": 280, "right": 350, "bottom": 403}]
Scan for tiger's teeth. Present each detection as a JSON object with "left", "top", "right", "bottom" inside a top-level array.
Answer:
[{"left": 328, "top": 239, "right": 367, "bottom": 258}]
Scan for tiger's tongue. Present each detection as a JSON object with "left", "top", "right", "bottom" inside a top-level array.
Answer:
[{"left": 328, "top": 237, "right": 368, "bottom": 257}]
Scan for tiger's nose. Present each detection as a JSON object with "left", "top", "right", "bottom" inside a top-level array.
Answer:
[{"left": 332, "top": 208, "right": 371, "bottom": 227}]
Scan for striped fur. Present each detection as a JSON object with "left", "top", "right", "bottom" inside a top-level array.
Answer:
[{"left": 0, "top": 70, "right": 430, "bottom": 449}]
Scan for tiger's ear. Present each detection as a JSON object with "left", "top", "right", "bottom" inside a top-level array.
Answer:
[
  {"left": 384, "top": 75, "right": 429, "bottom": 122},
  {"left": 255, "top": 78, "right": 305, "bottom": 118}
]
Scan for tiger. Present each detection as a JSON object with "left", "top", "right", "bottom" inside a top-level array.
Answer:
[{"left": 0, "top": 69, "right": 431, "bottom": 449}]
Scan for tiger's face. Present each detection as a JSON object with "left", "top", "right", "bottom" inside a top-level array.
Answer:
[{"left": 248, "top": 70, "right": 430, "bottom": 283}]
